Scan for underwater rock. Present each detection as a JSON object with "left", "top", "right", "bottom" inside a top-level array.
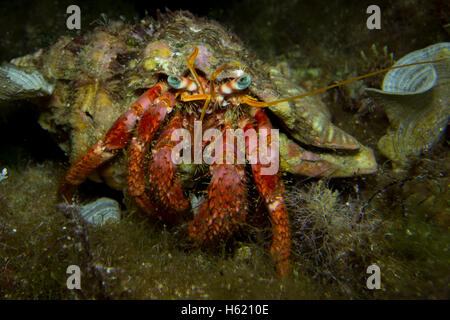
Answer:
[
  {"left": 366, "top": 43, "right": 450, "bottom": 170},
  {"left": 0, "top": 64, "right": 54, "bottom": 102},
  {"left": 79, "top": 197, "right": 121, "bottom": 226}
]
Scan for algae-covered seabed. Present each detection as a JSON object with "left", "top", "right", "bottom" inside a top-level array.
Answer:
[{"left": 0, "top": 0, "right": 448, "bottom": 299}]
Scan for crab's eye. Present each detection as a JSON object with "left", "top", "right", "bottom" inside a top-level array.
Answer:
[
  {"left": 167, "top": 75, "right": 198, "bottom": 91},
  {"left": 236, "top": 75, "right": 251, "bottom": 89},
  {"left": 218, "top": 74, "right": 252, "bottom": 95},
  {"left": 168, "top": 75, "right": 183, "bottom": 89}
]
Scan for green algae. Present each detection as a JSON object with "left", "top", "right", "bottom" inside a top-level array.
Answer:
[
  {"left": 1, "top": 158, "right": 447, "bottom": 299},
  {"left": 0, "top": 162, "right": 321, "bottom": 299}
]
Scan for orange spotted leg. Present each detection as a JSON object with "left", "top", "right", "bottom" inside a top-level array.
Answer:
[
  {"left": 242, "top": 108, "right": 291, "bottom": 277},
  {"left": 62, "top": 83, "right": 168, "bottom": 202},
  {"left": 127, "top": 92, "right": 176, "bottom": 216},
  {"left": 188, "top": 121, "right": 249, "bottom": 242},
  {"left": 146, "top": 111, "right": 190, "bottom": 220}
]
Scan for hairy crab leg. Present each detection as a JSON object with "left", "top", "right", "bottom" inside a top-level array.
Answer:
[
  {"left": 241, "top": 108, "right": 291, "bottom": 277},
  {"left": 127, "top": 92, "right": 175, "bottom": 216},
  {"left": 188, "top": 120, "right": 249, "bottom": 242},
  {"left": 146, "top": 111, "right": 190, "bottom": 216},
  {"left": 64, "top": 82, "right": 168, "bottom": 186}
]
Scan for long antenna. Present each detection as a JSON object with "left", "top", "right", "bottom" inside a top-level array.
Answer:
[{"left": 263, "top": 59, "right": 444, "bottom": 107}]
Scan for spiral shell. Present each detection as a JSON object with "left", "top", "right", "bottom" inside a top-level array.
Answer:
[
  {"left": 79, "top": 197, "right": 121, "bottom": 226},
  {"left": 0, "top": 64, "right": 54, "bottom": 102}
]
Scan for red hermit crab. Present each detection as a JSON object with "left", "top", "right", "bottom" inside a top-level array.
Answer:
[
  {"left": 0, "top": 11, "right": 380, "bottom": 276},
  {"left": 64, "top": 45, "right": 296, "bottom": 274}
]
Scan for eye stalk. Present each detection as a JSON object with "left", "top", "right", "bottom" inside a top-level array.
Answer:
[
  {"left": 167, "top": 75, "right": 198, "bottom": 91},
  {"left": 218, "top": 74, "right": 252, "bottom": 95},
  {"left": 236, "top": 75, "right": 251, "bottom": 89},
  {"left": 167, "top": 75, "right": 183, "bottom": 89}
]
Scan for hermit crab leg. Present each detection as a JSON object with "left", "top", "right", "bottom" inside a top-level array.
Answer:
[
  {"left": 65, "top": 82, "right": 168, "bottom": 186},
  {"left": 241, "top": 108, "right": 291, "bottom": 277},
  {"left": 146, "top": 111, "right": 190, "bottom": 216},
  {"left": 188, "top": 121, "right": 249, "bottom": 242},
  {"left": 127, "top": 92, "right": 175, "bottom": 216}
]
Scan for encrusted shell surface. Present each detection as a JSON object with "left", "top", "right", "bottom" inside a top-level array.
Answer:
[
  {"left": 366, "top": 43, "right": 450, "bottom": 169},
  {"left": 279, "top": 133, "right": 377, "bottom": 177},
  {"left": 266, "top": 67, "right": 361, "bottom": 150}
]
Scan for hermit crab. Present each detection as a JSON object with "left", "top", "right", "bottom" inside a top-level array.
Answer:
[{"left": 0, "top": 11, "right": 384, "bottom": 276}]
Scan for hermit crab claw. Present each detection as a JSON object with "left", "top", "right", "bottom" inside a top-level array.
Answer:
[{"left": 0, "top": 64, "right": 54, "bottom": 102}]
